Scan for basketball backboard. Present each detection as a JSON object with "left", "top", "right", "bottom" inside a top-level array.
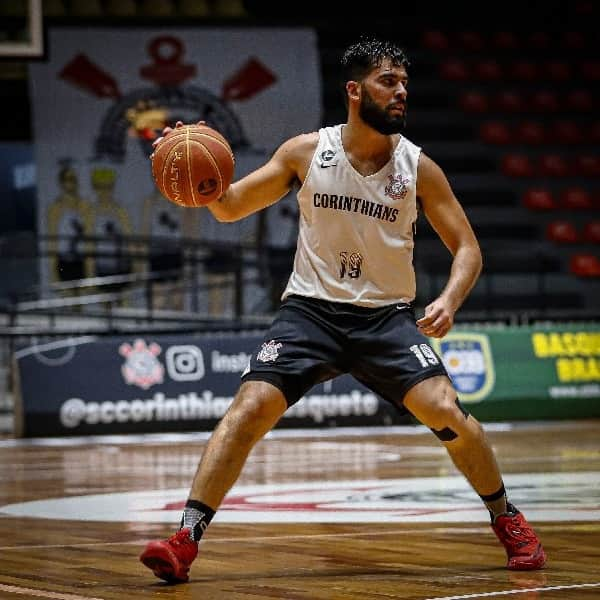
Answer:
[{"left": 0, "top": 0, "right": 43, "bottom": 58}]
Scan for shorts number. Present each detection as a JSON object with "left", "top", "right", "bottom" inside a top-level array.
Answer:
[
  {"left": 340, "top": 251, "right": 363, "bottom": 279},
  {"left": 410, "top": 343, "right": 440, "bottom": 368}
]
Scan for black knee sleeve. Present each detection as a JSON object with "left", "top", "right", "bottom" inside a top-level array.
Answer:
[
  {"left": 430, "top": 398, "right": 470, "bottom": 441},
  {"left": 431, "top": 426, "right": 458, "bottom": 441}
]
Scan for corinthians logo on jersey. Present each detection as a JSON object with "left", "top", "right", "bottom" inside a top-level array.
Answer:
[
  {"left": 313, "top": 192, "right": 399, "bottom": 223},
  {"left": 385, "top": 173, "right": 411, "bottom": 201}
]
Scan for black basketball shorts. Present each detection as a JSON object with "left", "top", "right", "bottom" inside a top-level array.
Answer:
[{"left": 241, "top": 295, "right": 449, "bottom": 409}]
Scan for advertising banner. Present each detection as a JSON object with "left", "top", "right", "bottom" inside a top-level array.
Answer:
[
  {"left": 14, "top": 334, "right": 404, "bottom": 437},
  {"left": 14, "top": 324, "right": 599, "bottom": 437},
  {"left": 431, "top": 324, "right": 600, "bottom": 420}
]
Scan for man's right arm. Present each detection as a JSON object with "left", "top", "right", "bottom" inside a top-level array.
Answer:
[{"left": 208, "top": 133, "right": 317, "bottom": 223}]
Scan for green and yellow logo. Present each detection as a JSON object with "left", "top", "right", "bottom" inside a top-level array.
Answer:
[{"left": 531, "top": 331, "right": 600, "bottom": 383}]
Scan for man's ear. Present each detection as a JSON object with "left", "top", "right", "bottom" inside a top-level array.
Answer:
[{"left": 346, "top": 81, "right": 360, "bottom": 102}]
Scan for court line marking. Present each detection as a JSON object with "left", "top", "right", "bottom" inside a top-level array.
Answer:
[
  {"left": 0, "top": 583, "right": 104, "bottom": 600},
  {"left": 0, "top": 423, "right": 514, "bottom": 448},
  {"left": 425, "top": 582, "right": 600, "bottom": 599},
  {"left": 0, "top": 521, "right": 582, "bottom": 553},
  {"left": 3, "top": 417, "right": 595, "bottom": 449},
  {"left": 4, "top": 416, "right": 593, "bottom": 449},
  {"left": 0, "top": 525, "right": 490, "bottom": 551}
]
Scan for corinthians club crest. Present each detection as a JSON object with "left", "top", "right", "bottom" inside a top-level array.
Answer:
[
  {"left": 119, "top": 339, "right": 164, "bottom": 389},
  {"left": 385, "top": 173, "right": 411, "bottom": 201},
  {"left": 57, "top": 35, "right": 277, "bottom": 162},
  {"left": 257, "top": 340, "right": 282, "bottom": 363}
]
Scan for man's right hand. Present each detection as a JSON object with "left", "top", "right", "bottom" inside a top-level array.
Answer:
[{"left": 151, "top": 120, "right": 206, "bottom": 153}]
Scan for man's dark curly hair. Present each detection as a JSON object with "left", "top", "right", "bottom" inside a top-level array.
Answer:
[{"left": 340, "top": 36, "right": 410, "bottom": 107}]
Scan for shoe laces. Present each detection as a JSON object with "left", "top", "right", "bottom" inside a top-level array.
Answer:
[
  {"left": 499, "top": 514, "right": 538, "bottom": 549},
  {"left": 169, "top": 528, "right": 196, "bottom": 547}
]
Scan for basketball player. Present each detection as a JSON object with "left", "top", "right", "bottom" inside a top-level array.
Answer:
[{"left": 140, "top": 36, "right": 546, "bottom": 582}]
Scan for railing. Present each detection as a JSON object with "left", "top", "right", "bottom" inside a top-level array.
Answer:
[
  {"left": 1, "top": 231, "right": 598, "bottom": 327},
  {"left": 1, "top": 231, "right": 282, "bottom": 317},
  {"left": 1, "top": 231, "right": 598, "bottom": 435}
]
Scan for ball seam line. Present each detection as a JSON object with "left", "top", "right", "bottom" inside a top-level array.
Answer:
[{"left": 193, "top": 140, "right": 224, "bottom": 201}]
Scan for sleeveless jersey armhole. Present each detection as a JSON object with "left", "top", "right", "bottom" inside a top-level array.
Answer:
[
  {"left": 414, "top": 146, "right": 423, "bottom": 211},
  {"left": 295, "top": 130, "right": 322, "bottom": 199}
]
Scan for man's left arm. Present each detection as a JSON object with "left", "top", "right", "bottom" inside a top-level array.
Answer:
[{"left": 415, "top": 152, "right": 483, "bottom": 338}]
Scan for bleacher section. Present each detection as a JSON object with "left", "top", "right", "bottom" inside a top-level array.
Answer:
[{"left": 403, "top": 15, "right": 599, "bottom": 314}]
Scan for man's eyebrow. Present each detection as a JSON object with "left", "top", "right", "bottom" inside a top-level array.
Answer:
[{"left": 378, "top": 71, "right": 409, "bottom": 80}]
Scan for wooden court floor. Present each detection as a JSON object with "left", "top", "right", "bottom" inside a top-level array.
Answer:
[{"left": 1, "top": 420, "right": 599, "bottom": 599}]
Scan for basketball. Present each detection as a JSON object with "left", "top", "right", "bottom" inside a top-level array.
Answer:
[{"left": 151, "top": 124, "right": 235, "bottom": 207}]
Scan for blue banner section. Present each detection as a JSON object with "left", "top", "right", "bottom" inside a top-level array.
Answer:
[{"left": 14, "top": 334, "right": 406, "bottom": 437}]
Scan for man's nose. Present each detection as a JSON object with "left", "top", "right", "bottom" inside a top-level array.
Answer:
[{"left": 394, "top": 84, "right": 407, "bottom": 99}]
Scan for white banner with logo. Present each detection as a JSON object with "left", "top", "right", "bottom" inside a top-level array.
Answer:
[{"left": 29, "top": 27, "right": 322, "bottom": 306}]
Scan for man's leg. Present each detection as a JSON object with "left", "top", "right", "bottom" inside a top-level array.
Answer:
[
  {"left": 402, "top": 375, "right": 546, "bottom": 570},
  {"left": 188, "top": 380, "right": 287, "bottom": 508},
  {"left": 404, "top": 375, "right": 503, "bottom": 498},
  {"left": 140, "top": 380, "right": 287, "bottom": 582}
]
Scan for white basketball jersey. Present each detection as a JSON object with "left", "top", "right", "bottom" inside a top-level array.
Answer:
[{"left": 282, "top": 124, "right": 421, "bottom": 307}]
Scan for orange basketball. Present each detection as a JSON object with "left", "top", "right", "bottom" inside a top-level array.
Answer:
[{"left": 151, "top": 124, "right": 235, "bottom": 207}]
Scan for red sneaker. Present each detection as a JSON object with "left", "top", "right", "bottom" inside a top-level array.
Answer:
[
  {"left": 140, "top": 528, "right": 199, "bottom": 582},
  {"left": 492, "top": 504, "right": 547, "bottom": 570}
]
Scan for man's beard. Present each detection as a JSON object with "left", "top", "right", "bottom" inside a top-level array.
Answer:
[{"left": 359, "top": 88, "right": 407, "bottom": 134}]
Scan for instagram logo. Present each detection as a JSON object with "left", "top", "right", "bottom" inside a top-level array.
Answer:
[{"left": 165, "top": 345, "right": 205, "bottom": 381}]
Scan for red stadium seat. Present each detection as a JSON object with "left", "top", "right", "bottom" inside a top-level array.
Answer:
[
  {"left": 568, "top": 90, "right": 594, "bottom": 112},
  {"left": 531, "top": 91, "right": 560, "bottom": 113},
  {"left": 583, "top": 221, "right": 600, "bottom": 243},
  {"left": 562, "top": 31, "right": 587, "bottom": 50},
  {"left": 496, "top": 90, "right": 526, "bottom": 112},
  {"left": 440, "top": 59, "right": 470, "bottom": 81},
  {"left": 474, "top": 60, "right": 503, "bottom": 81},
  {"left": 539, "top": 154, "right": 571, "bottom": 177},
  {"left": 553, "top": 120, "right": 585, "bottom": 145},
  {"left": 575, "top": 155, "right": 600, "bottom": 177},
  {"left": 480, "top": 121, "right": 512, "bottom": 144},
  {"left": 422, "top": 30, "right": 450, "bottom": 51},
  {"left": 492, "top": 31, "right": 519, "bottom": 50},
  {"left": 512, "top": 60, "right": 540, "bottom": 81},
  {"left": 528, "top": 32, "right": 551, "bottom": 50},
  {"left": 589, "top": 122, "right": 600, "bottom": 144},
  {"left": 523, "top": 189, "right": 558, "bottom": 210},
  {"left": 516, "top": 121, "right": 546, "bottom": 145},
  {"left": 581, "top": 61, "right": 600, "bottom": 81},
  {"left": 575, "top": 0, "right": 596, "bottom": 14},
  {"left": 545, "top": 60, "right": 572, "bottom": 81},
  {"left": 560, "top": 187, "right": 595, "bottom": 210},
  {"left": 459, "top": 90, "right": 490, "bottom": 113},
  {"left": 502, "top": 154, "right": 536, "bottom": 177},
  {"left": 546, "top": 221, "right": 580, "bottom": 243},
  {"left": 456, "top": 31, "right": 486, "bottom": 51},
  {"left": 569, "top": 253, "right": 600, "bottom": 277}
]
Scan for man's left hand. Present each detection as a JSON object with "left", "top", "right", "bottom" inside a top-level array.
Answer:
[{"left": 416, "top": 297, "right": 456, "bottom": 338}]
